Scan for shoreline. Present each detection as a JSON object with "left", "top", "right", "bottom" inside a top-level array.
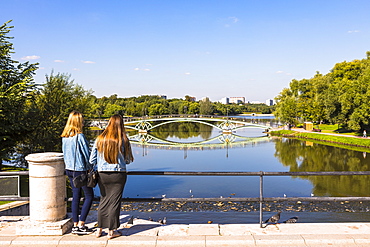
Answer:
[{"left": 269, "top": 128, "right": 370, "bottom": 150}]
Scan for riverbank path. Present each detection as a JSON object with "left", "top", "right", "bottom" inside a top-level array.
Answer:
[
  {"left": 2, "top": 212, "right": 370, "bottom": 246},
  {"left": 286, "top": 127, "right": 365, "bottom": 139}
]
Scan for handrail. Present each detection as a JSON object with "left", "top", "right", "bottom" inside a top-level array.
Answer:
[
  {"left": 2, "top": 170, "right": 370, "bottom": 227},
  {"left": 3, "top": 170, "right": 370, "bottom": 176}
]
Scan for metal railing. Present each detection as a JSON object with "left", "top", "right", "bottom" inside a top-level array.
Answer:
[{"left": 2, "top": 170, "right": 370, "bottom": 227}]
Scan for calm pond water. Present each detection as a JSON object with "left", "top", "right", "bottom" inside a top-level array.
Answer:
[{"left": 90, "top": 117, "right": 370, "bottom": 223}]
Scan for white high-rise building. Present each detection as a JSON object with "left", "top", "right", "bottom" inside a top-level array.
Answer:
[
  {"left": 219, "top": 97, "right": 229, "bottom": 104},
  {"left": 229, "top": 97, "right": 245, "bottom": 104}
]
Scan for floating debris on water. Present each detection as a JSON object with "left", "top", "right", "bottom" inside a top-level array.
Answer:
[{"left": 91, "top": 201, "right": 370, "bottom": 213}]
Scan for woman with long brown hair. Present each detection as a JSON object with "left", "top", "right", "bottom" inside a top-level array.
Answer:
[
  {"left": 61, "top": 111, "right": 93, "bottom": 235},
  {"left": 89, "top": 114, "right": 134, "bottom": 239}
]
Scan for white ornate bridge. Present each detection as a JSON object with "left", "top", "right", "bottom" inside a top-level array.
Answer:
[
  {"left": 128, "top": 132, "right": 270, "bottom": 150},
  {"left": 124, "top": 116, "right": 270, "bottom": 132}
]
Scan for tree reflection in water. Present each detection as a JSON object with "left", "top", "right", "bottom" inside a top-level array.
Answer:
[{"left": 274, "top": 138, "right": 370, "bottom": 197}]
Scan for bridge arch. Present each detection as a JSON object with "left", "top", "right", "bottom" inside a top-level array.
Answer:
[{"left": 124, "top": 117, "right": 270, "bottom": 132}]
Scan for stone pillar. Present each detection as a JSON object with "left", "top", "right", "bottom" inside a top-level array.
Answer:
[{"left": 16, "top": 152, "right": 72, "bottom": 235}]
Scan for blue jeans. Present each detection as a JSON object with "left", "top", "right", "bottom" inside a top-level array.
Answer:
[{"left": 66, "top": 170, "right": 94, "bottom": 223}]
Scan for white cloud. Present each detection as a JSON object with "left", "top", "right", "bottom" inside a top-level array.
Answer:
[
  {"left": 72, "top": 68, "right": 80, "bottom": 71},
  {"left": 82, "top": 60, "right": 96, "bottom": 64},
  {"left": 276, "top": 71, "right": 292, "bottom": 75},
  {"left": 185, "top": 72, "right": 191, "bottom": 75},
  {"left": 21, "top": 55, "right": 40, "bottom": 60},
  {"left": 348, "top": 30, "right": 360, "bottom": 33},
  {"left": 224, "top": 17, "right": 239, "bottom": 27},
  {"left": 54, "top": 60, "right": 64, "bottom": 63},
  {"left": 134, "top": 67, "right": 150, "bottom": 71},
  {"left": 229, "top": 17, "right": 239, "bottom": 23}
]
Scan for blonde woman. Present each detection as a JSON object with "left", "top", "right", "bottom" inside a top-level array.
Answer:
[
  {"left": 89, "top": 114, "right": 134, "bottom": 239},
  {"left": 61, "top": 111, "right": 93, "bottom": 235}
]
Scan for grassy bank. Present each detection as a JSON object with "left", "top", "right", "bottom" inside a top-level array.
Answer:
[{"left": 270, "top": 130, "right": 370, "bottom": 151}]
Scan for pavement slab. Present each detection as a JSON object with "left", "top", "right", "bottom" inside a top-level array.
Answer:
[
  {"left": 219, "top": 224, "right": 253, "bottom": 236},
  {"left": 206, "top": 235, "right": 255, "bottom": 246},
  {"left": 157, "top": 224, "right": 189, "bottom": 236},
  {"left": 2, "top": 213, "right": 370, "bottom": 246},
  {"left": 156, "top": 236, "right": 205, "bottom": 247},
  {"left": 106, "top": 235, "right": 157, "bottom": 246},
  {"left": 10, "top": 236, "right": 62, "bottom": 246},
  {"left": 187, "top": 224, "right": 219, "bottom": 236},
  {"left": 253, "top": 234, "right": 306, "bottom": 246},
  {"left": 302, "top": 234, "right": 357, "bottom": 245}
]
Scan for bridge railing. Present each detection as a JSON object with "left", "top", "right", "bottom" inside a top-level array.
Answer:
[
  {"left": 123, "top": 114, "right": 274, "bottom": 122},
  {"left": 2, "top": 170, "right": 369, "bottom": 227}
]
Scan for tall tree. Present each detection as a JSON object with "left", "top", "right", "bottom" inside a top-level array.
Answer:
[
  {"left": 0, "top": 21, "right": 38, "bottom": 170},
  {"left": 274, "top": 88, "right": 298, "bottom": 126},
  {"left": 18, "top": 72, "right": 93, "bottom": 159},
  {"left": 199, "top": 97, "right": 213, "bottom": 115}
]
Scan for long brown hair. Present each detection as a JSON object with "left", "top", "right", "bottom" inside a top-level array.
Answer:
[
  {"left": 96, "top": 114, "right": 134, "bottom": 164},
  {"left": 61, "top": 111, "right": 84, "bottom": 137}
]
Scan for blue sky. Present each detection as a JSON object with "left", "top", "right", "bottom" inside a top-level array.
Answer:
[{"left": 2, "top": 0, "right": 370, "bottom": 102}]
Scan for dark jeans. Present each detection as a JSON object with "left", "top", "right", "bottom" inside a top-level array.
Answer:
[{"left": 66, "top": 170, "right": 94, "bottom": 223}]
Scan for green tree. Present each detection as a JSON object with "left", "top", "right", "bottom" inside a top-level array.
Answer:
[
  {"left": 274, "top": 88, "right": 298, "bottom": 125},
  {"left": 199, "top": 97, "right": 213, "bottom": 115},
  {"left": 18, "top": 72, "right": 93, "bottom": 159},
  {"left": 148, "top": 103, "right": 169, "bottom": 115},
  {"left": 104, "top": 103, "right": 124, "bottom": 117},
  {"left": 0, "top": 21, "right": 38, "bottom": 169},
  {"left": 274, "top": 52, "right": 370, "bottom": 131},
  {"left": 188, "top": 102, "right": 200, "bottom": 114}
]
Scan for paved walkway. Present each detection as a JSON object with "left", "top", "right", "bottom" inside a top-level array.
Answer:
[
  {"left": 2, "top": 213, "right": 370, "bottom": 246},
  {"left": 290, "top": 127, "right": 363, "bottom": 138}
]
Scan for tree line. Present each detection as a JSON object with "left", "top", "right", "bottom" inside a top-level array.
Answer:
[
  {"left": 0, "top": 21, "right": 273, "bottom": 169},
  {"left": 274, "top": 51, "right": 370, "bottom": 132}
]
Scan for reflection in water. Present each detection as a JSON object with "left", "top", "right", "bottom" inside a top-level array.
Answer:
[
  {"left": 128, "top": 121, "right": 268, "bottom": 151},
  {"left": 87, "top": 120, "right": 370, "bottom": 223},
  {"left": 274, "top": 138, "right": 370, "bottom": 197},
  {"left": 91, "top": 121, "right": 370, "bottom": 200}
]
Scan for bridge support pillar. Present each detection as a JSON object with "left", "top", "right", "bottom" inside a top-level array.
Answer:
[{"left": 16, "top": 152, "right": 72, "bottom": 235}]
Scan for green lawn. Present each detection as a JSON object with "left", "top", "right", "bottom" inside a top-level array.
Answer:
[
  {"left": 270, "top": 129, "right": 370, "bottom": 151},
  {"left": 317, "top": 124, "right": 361, "bottom": 136}
]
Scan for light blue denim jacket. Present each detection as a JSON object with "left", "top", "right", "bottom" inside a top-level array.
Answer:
[
  {"left": 62, "top": 133, "right": 92, "bottom": 171},
  {"left": 89, "top": 140, "right": 128, "bottom": 172}
]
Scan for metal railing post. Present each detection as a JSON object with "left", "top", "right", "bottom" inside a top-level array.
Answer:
[{"left": 259, "top": 171, "right": 264, "bottom": 228}]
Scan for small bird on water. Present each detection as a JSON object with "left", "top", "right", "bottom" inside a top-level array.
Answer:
[
  {"left": 264, "top": 212, "right": 281, "bottom": 224},
  {"left": 283, "top": 216, "right": 298, "bottom": 223}
]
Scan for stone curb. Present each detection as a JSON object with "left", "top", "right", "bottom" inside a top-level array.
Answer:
[{"left": 2, "top": 221, "right": 370, "bottom": 246}]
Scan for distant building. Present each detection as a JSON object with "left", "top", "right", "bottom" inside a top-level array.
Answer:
[
  {"left": 249, "top": 100, "right": 263, "bottom": 104},
  {"left": 265, "top": 99, "right": 275, "bottom": 106},
  {"left": 229, "top": 97, "right": 245, "bottom": 104},
  {"left": 219, "top": 97, "right": 229, "bottom": 104}
]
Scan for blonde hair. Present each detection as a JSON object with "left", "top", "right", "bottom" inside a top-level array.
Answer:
[
  {"left": 61, "top": 111, "right": 84, "bottom": 137},
  {"left": 96, "top": 114, "right": 134, "bottom": 164}
]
